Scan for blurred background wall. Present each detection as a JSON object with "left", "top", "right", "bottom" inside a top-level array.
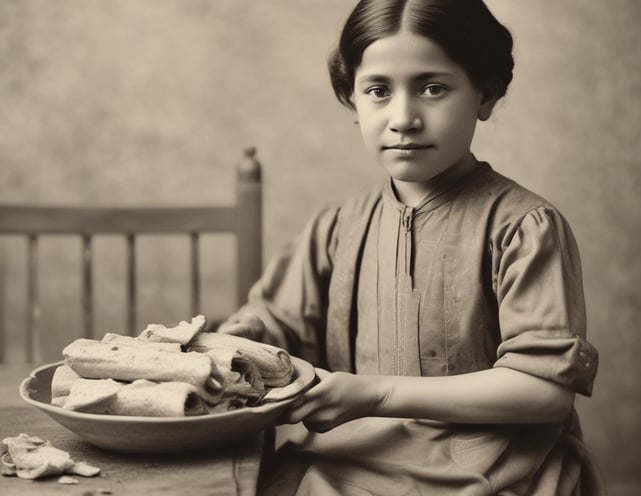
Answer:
[{"left": 0, "top": 1, "right": 639, "bottom": 493}]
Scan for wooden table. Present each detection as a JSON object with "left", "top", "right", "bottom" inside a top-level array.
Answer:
[{"left": 0, "top": 363, "right": 264, "bottom": 496}]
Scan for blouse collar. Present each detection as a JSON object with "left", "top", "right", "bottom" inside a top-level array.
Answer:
[{"left": 383, "top": 155, "right": 483, "bottom": 212}]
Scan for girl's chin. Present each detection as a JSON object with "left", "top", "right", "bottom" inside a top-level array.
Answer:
[
  {"left": 385, "top": 166, "right": 442, "bottom": 184},
  {"left": 381, "top": 157, "right": 456, "bottom": 184}
]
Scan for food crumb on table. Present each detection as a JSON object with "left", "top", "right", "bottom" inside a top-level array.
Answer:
[
  {"left": 1, "top": 433, "right": 100, "bottom": 480},
  {"left": 58, "top": 475, "right": 79, "bottom": 484}
]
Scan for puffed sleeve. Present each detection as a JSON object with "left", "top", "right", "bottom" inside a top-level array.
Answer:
[
  {"left": 229, "top": 205, "right": 340, "bottom": 365},
  {"left": 492, "top": 206, "right": 598, "bottom": 396}
]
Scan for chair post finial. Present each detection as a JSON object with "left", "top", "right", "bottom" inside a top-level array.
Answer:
[{"left": 237, "top": 146, "right": 262, "bottom": 183}]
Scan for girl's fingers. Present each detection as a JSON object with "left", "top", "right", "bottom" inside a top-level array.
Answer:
[
  {"left": 216, "top": 315, "right": 265, "bottom": 340},
  {"left": 285, "top": 370, "right": 336, "bottom": 424},
  {"left": 314, "top": 367, "right": 331, "bottom": 379},
  {"left": 286, "top": 396, "right": 324, "bottom": 424},
  {"left": 217, "top": 322, "right": 264, "bottom": 340},
  {"left": 303, "top": 417, "right": 336, "bottom": 433},
  {"left": 288, "top": 395, "right": 307, "bottom": 410},
  {"left": 217, "top": 324, "right": 248, "bottom": 336}
]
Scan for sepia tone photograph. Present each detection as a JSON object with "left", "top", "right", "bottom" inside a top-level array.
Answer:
[{"left": 1, "top": 1, "right": 639, "bottom": 495}]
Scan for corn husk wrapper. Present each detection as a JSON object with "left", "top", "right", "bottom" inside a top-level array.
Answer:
[
  {"left": 50, "top": 365, "right": 82, "bottom": 406},
  {"left": 101, "top": 333, "right": 182, "bottom": 353},
  {"left": 62, "top": 378, "right": 121, "bottom": 411},
  {"left": 194, "top": 346, "right": 267, "bottom": 411},
  {"left": 62, "top": 338, "right": 223, "bottom": 404},
  {"left": 137, "top": 315, "right": 206, "bottom": 345},
  {"left": 61, "top": 378, "right": 208, "bottom": 417},
  {"left": 189, "top": 333, "right": 294, "bottom": 388}
]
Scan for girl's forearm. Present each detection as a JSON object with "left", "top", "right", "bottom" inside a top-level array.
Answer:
[{"left": 374, "top": 367, "right": 574, "bottom": 424}]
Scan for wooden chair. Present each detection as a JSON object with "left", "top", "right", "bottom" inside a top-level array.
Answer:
[{"left": 0, "top": 148, "right": 262, "bottom": 362}]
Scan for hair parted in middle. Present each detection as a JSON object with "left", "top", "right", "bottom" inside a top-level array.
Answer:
[{"left": 328, "top": 0, "right": 514, "bottom": 110}]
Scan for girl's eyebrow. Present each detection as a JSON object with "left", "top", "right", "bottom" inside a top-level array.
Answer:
[{"left": 355, "top": 71, "right": 455, "bottom": 85}]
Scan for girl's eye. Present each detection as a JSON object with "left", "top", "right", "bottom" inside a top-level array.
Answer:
[
  {"left": 365, "top": 86, "right": 390, "bottom": 99},
  {"left": 422, "top": 84, "right": 447, "bottom": 97}
]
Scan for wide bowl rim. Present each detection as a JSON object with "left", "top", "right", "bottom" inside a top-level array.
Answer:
[{"left": 19, "top": 357, "right": 315, "bottom": 424}]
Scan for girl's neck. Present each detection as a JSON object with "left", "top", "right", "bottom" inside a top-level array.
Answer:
[{"left": 391, "top": 154, "right": 477, "bottom": 207}]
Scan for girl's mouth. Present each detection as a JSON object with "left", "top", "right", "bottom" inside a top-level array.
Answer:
[{"left": 383, "top": 143, "right": 433, "bottom": 150}]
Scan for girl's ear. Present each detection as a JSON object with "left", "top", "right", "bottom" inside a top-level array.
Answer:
[{"left": 477, "top": 80, "right": 501, "bottom": 122}]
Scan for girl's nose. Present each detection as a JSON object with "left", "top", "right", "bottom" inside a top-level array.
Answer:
[{"left": 388, "top": 96, "right": 423, "bottom": 133}]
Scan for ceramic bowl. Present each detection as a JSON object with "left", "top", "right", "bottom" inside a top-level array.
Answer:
[{"left": 19, "top": 357, "right": 316, "bottom": 454}]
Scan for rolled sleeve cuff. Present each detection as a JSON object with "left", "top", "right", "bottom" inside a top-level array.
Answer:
[{"left": 493, "top": 329, "right": 598, "bottom": 396}]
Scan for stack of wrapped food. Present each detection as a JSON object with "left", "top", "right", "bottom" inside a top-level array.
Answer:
[{"left": 51, "top": 315, "right": 295, "bottom": 417}]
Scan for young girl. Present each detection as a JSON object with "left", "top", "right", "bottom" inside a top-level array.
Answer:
[{"left": 220, "top": 0, "right": 602, "bottom": 494}]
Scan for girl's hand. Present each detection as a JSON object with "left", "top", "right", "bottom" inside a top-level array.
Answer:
[
  {"left": 216, "top": 314, "right": 265, "bottom": 341},
  {"left": 286, "top": 369, "right": 385, "bottom": 433}
]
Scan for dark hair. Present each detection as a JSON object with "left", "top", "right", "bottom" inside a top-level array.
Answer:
[{"left": 328, "top": 0, "right": 514, "bottom": 109}]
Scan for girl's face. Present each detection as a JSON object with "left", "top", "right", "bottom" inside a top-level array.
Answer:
[{"left": 353, "top": 31, "right": 495, "bottom": 204}]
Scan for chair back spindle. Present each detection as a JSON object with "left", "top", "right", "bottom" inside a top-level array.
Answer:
[
  {"left": 0, "top": 149, "right": 263, "bottom": 362},
  {"left": 26, "top": 235, "right": 39, "bottom": 363},
  {"left": 82, "top": 235, "right": 93, "bottom": 340},
  {"left": 126, "top": 233, "right": 137, "bottom": 336}
]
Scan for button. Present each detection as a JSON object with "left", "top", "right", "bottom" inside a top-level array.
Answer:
[
  {"left": 579, "top": 351, "right": 585, "bottom": 357},
  {"left": 584, "top": 362, "right": 591, "bottom": 368}
]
